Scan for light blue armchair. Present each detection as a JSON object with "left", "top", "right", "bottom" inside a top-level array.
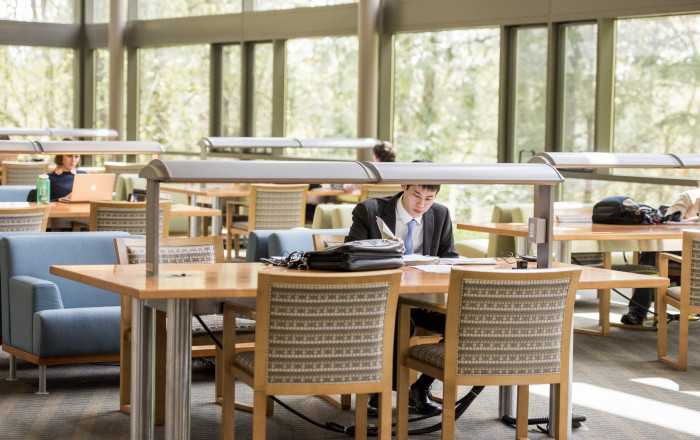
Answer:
[{"left": 0, "top": 231, "right": 134, "bottom": 392}]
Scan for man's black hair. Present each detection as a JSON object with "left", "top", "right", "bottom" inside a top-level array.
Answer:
[{"left": 406, "top": 159, "right": 440, "bottom": 193}]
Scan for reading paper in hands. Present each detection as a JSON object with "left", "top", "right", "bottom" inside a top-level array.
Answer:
[{"left": 376, "top": 216, "right": 396, "bottom": 239}]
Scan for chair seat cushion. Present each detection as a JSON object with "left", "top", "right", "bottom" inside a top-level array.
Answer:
[
  {"left": 235, "top": 350, "right": 255, "bottom": 375},
  {"left": 231, "top": 221, "right": 249, "bottom": 230},
  {"left": 588, "top": 263, "right": 658, "bottom": 275},
  {"left": 191, "top": 315, "right": 256, "bottom": 337},
  {"left": 408, "top": 343, "right": 445, "bottom": 369},
  {"left": 667, "top": 286, "right": 681, "bottom": 301}
]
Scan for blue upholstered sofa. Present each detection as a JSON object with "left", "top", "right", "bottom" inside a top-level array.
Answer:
[
  {"left": 0, "top": 231, "right": 133, "bottom": 392},
  {"left": 245, "top": 228, "right": 350, "bottom": 262},
  {"left": 0, "top": 185, "right": 34, "bottom": 202}
]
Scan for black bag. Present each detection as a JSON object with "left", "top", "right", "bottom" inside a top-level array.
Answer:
[
  {"left": 592, "top": 196, "right": 668, "bottom": 225},
  {"left": 300, "top": 239, "right": 405, "bottom": 271}
]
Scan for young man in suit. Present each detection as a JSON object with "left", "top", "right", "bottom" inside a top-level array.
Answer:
[{"left": 346, "top": 181, "right": 458, "bottom": 415}]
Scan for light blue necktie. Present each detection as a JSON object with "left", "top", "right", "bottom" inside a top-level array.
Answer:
[{"left": 405, "top": 219, "right": 416, "bottom": 255}]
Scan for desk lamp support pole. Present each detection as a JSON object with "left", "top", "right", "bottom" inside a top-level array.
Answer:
[
  {"left": 146, "top": 179, "right": 160, "bottom": 276},
  {"left": 535, "top": 184, "right": 554, "bottom": 269}
]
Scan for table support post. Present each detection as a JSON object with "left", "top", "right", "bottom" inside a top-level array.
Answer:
[
  {"left": 165, "top": 298, "right": 193, "bottom": 440},
  {"left": 131, "top": 299, "right": 155, "bottom": 440},
  {"left": 498, "top": 386, "right": 516, "bottom": 419},
  {"left": 146, "top": 180, "right": 160, "bottom": 276}
]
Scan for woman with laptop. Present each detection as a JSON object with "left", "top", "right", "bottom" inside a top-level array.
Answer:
[{"left": 48, "top": 154, "right": 86, "bottom": 202}]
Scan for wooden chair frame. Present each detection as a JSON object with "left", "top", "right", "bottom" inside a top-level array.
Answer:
[
  {"left": 225, "top": 184, "right": 309, "bottom": 262},
  {"left": 312, "top": 233, "right": 347, "bottom": 251},
  {"left": 359, "top": 184, "right": 402, "bottom": 202},
  {"left": 657, "top": 229, "right": 700, "bottom": 371},
  {"left": 396, "top": 267, "right": 581, "bottom": 440},
  {"left": 222, "top": 269, "right": 402, "bottom": 440},
  {"left": 1, "top": 161, "right": 49, "bottom": 186},
  {"left": 115, "top": 236, "right": 254, "bottom": 423},
  {"left": 0, "top": 205, "right": 50, "bottom": 232},
  {"left": 89, "top": 200, "right": 171, "bottom": 238}
]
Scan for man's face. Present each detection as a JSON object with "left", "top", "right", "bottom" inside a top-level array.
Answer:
[{"left": 400, "top": 185, "right": 437, "bottom": 218}]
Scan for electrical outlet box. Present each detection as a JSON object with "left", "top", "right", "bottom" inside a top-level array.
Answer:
[{"left": 528, "top": 217, "right": 546, "bottom": 243}]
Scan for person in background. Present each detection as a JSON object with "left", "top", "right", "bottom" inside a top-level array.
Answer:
[
  {"left": 306, "top": 141, "right": 398, "bottom": 222},
  {"left": 621, "top": 187, "right": 700, "bottom": 325},
  {"left": 0, "top": 134, "right": 20, "bottom": 163},
  {"left": 345, "top": 159, "right": 457, "bottom": 415},
  {"left": 342, "top": 141, "right": 397, "bottom": 195},
  {"left": 48, "top": 154, "right": 85, "bottom": 201}
]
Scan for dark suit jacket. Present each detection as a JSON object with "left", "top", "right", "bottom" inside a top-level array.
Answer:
[{"left": 345, "top": 192, "right": 458, "bottom": 258}]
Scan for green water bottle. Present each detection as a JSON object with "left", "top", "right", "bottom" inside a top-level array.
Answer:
[{"left": 37, "top": 174, "right": 50, "bottom": 204}]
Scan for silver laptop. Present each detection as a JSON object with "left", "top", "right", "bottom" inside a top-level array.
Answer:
[{"left": 59, "top": 173, "right": 116, "bottom": 203}]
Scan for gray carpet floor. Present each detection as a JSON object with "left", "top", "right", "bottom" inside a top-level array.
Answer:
[{"left": 1, "top": 288, "right": 699, "bottom": 439}]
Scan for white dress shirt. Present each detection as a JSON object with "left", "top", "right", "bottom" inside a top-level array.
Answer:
[{"left": 395, "top": 194, "right": 424, "bottom": 254}]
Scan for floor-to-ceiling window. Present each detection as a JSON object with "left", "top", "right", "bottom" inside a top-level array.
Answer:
[
  {"left": 562, "top": 14, "right": 700, "bottom": 206},
  {"left": 136, "top": 0, "right": 241, "bottom": 20},
  {"left": 512, "top": 26, "right": 548, "bottom": 164},
  {"left": 285, "top": 36, "right": 358, "bottom": 158},
  {"left": 138, "top": 45, "right": 209, "bottom": 152},
  {"left": 393, "top": 28, "right": 508, "bottom": 226},
  {"left": 0, "top": 45, "right": 74, "bottom": 129},
  {"left": 561, "top": 23, "right": 597, "bottom": 153},
  {"left": 221, "top": 45, "right": 242, "bottom": 137},
  {"left": 252, "top": 43, "right": 273, "bottom": 137}
]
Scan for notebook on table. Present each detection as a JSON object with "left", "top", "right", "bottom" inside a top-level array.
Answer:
[{"left": 59, "top": 173, "right": 116, "bottom": 203}]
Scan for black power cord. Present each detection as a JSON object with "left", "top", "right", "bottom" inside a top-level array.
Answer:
[
  {"left": 271, "top": 386, "right": 484, "bottom": 437},
  {"left": 501, "top": 413, "right": 587, "bottom": 434}
]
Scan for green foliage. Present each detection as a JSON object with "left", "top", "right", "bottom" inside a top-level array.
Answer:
[
  {"left": 138, "top": 45, "right": 210, "bottom": 152},
  {"left": 285, "top": 36, "right": 358, "bottom": 160},
  {"left": 0, "top": 45, "right": 73, "bottom": 128}
]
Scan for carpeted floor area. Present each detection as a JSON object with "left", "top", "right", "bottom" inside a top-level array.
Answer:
[{"left": 1, "top": 288, "right": 699, "bottom": 439}]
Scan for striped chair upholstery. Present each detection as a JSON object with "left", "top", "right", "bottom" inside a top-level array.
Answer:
[
  {"left": 226, "top": 184, "right": 309, "bottom": 261},
  {"left": 397, "top": 266, "right": 581, "bottom": 440},
  {"left": 222, "top": 270, "right": 403, "bottom": 439},
  {"left": 89, "top": 201, "right": 170, "bottom": 238},
  {"left": 1, "top": 162, "right": 49, "bottom": 186},
  {"left": 359, "top": 184, "right": 402, "bottom": 201},
  {"left": 0, "top": 206, "right": 50, "bottom": 232},
  {"left": 104, "top": 162, "right": 148, "bottom": 191},
  {"left": 657, "top": 229, "right": 700, "bottom": 371},
  {"left": 114, "top": 236, "right": 256, "bottom": 421}
]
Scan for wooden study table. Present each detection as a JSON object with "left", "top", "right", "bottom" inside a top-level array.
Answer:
[
  {"left": 161, "top": 183, "right": 356, "bottom": 234},
  {"left": 0, "top": 202, "right": 220, "bottom": 237},
  {"left": 458, "top": 221, "right": 700, "bottom": 335},
  {"left": 50, "top": 262, "right": 668, "bottom": 440}
]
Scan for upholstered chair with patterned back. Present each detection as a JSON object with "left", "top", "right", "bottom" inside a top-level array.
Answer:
[
  {"left": 225, "top": 184, "right": 309, "bottom": 262},
  {"left": 359, "top": 184, "right": 402, "bottom": 202},
  {"left": 89, "top": 200, "right": 171, "bottom": 238},
  {"left": 312, "top": 233, "right": 347, "bottom": 251},
  {"left": 657, "top": 229, "right": 700, "bottom": 371},
  {"left": 114, "top": 236, "right": 256, "bottom": 422},
  {"left": 396, "top": 266, "right": 581, "bottom": 440},
  {"left": 104, "top": 162, "right": 148, "bottom": 192},
  {"left": 0, "top": 205, "right": 50, "bottom": 232},
  {"left": 222, "top": 269, "right": 403, "bottom": 439},
  {"left": 1, "top": 162, "right": 50, "bottom": 186}
]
